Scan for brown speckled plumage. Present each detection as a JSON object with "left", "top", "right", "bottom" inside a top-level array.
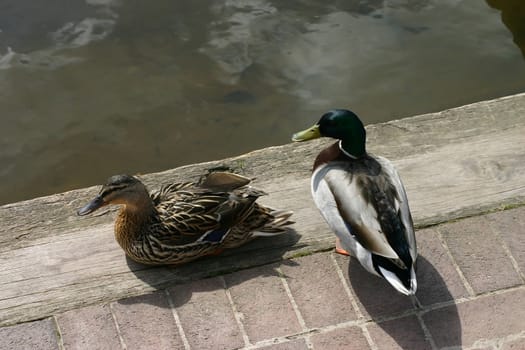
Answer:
[{"left": 78, "top": 172, "right": 293, "bottom": 265}]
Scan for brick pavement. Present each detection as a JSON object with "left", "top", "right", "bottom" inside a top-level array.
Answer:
[{"left": 1, "top": 206, "right": 524, "bottom": 350}]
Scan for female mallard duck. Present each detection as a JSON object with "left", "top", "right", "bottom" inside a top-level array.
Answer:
[
  {"left": 292, "top": 110, "right": 417, "bottom": 295},
  {"left": 77, "top": 172, "right": 293, "bottom": 265}
]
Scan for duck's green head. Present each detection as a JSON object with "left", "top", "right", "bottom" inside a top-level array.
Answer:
[{"left": 292, "top": 109, "right": 366, "bottom": 158}]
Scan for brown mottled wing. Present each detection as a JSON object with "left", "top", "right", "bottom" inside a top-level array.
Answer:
[
  {"left": 151, "top": 185, "right": 259, "bottom": 244},
  {"left": 198, "top": 172, "right": 252, "bottom": 191},
  {"left": 150, "top": 181, "right": 194, "bottom": 204},
  {"left": 156, "top": 191, "right": 228, "bottom": 235}
]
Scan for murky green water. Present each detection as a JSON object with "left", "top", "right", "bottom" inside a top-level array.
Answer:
[{"left": 1, "top": 0, "right": 524, "bottom": 204}]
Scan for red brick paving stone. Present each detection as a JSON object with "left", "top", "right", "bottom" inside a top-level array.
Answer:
[
  {"left": 257, "top": 338, "right": 309, "bottom": 349},
  {"left": 423, "top": 288, "right": 525, "bottom": 348},
  {"left": 310, "top": 325, "right": 371, "bottom": 350},
  {"left": 438, "top": 216, "right": 522, "bottom": 294},
  {"left": 170, "top": 276, "right": 244, "bottom": 350},
  {"left": 57, "top": 304, "right": 122, "bottom": 350},
  {"left": 280, "top": 252, "right": 357, "bottom": 329},
  {"left": 486, "top": 207, "right": 525, "bottom": 277},
  {"left": 111, "top": 291, "right": 184, "bottom": 350},
  {"left": 367, "top": 315, "right": 432, "bottom": 350},
  {"left": 501, "top": 337, "right": 525, "bottom": 350},
  {"left": 224, "top": 264, "right": 302, "bottom": 343},
  {"left": 416, "top": 228, "right": 469, "bottom": 305},
  {"left": 0, "top": 318, "right": 58, "bottom": 350},
  {"left": 334, "top": 254, "right": 414, "bottom": 320}
]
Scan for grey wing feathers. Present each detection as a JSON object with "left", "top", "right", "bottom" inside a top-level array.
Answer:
[{"left": 374, "top": 156, "right": 416, "bottom": 260}]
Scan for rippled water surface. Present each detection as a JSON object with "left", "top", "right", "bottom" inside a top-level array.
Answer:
[{"left": 1, "top": 0, "right": 524, "bottom": 204}]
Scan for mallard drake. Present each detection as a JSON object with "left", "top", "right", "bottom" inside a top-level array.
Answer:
[
  {"left": 292, "top": 110, "right": 417, "bottom": 295},
  {"left": 77, "top": 172, "right": 294, "bottom": 265}
]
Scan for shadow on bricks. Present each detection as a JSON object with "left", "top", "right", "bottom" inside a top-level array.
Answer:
[
  {"left": 119, "top": 229, "right": 301, "bottom": 306},
  {"left": 346, "top": 255, "right": 462, "bottom": 348}
]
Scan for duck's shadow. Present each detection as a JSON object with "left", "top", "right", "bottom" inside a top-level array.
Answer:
[
  {"left": 344, "top": 255, "right": 462, "bottom": 348},
  {"left": 120, "top": 229, "right": 301, "bottom": 307}
]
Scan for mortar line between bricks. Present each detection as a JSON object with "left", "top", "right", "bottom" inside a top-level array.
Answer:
[
  {"left": 239, "top": 330, "right": 312, "bottom": 349},
  {"left": 418, "top": 283, "right": 525, "bottom": 317},
  {"left": 487, "top": 220, "right": 525, "bottom": 283},
  {"left": 243, "top": 311, "right": 418, "bottom": 350},
  {"left": 276, "top": 267, "right": 313, "bottom": 350},
  {"left": 220, "top": 275, "right": 251, "bottom": 347},
  {"left": 462, "top": 330, "right": 525, "bottom": 350},
  {"left": 109, "top": 302, "right": 127, "bottom": 350},
  {"left": 243, "top": 307, "right": 429, "bottom": 350},
  {"left": 313, "top": 283, "right": 525, "bottom": 330},
  {"left": 434, "top": 227, "right": 476, "bottom": 296},
  {"left": 165, "top": 289, "right": 191, "bottom": 350},
  {"left": 52, "top": 315, "right": 65, "bottom": 350},
  {"left": 329, "top": 253, "right": 364, "bottom": 320},
  {"left": 491, "top": 330, "right": 525, "bottom": 350},
  {"left": 241, "top": 319, "right": 363, "bottom": 350},
  {"left": 358, "top": 325, "right": 378, "bottom": 350},
  {"left": 244, "top": 282, "right": 525, "bottom": 350},
  {"left": 414, "top": 311, "right": 438, "bottom": 350},
  {"left": 329, "top": 253, "right": 379, "bottom": 350}
]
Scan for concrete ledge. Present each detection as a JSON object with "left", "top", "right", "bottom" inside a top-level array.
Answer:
[{"left": 1, "top": 93, "right": 525, "bottom": 326}]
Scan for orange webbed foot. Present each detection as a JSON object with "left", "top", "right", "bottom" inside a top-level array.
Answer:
[{"left": 335, "top": 238, "right": 351, "bottom": 256}]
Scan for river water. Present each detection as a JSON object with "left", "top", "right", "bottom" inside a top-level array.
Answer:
[{"left": 1, "top": 0, "right": 524, "bottom": 204}]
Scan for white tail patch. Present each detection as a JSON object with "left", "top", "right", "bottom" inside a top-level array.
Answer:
[{"left": 378, "top": 266, "right": 417, "bottom": 296}]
